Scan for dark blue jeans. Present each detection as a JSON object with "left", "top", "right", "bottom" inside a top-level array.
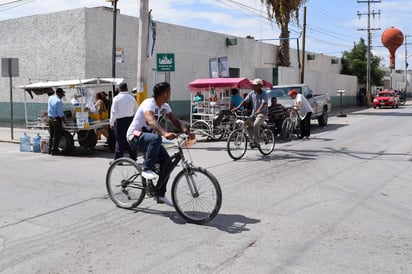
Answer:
[{"left": 130, "top": 132, "right": 171, "bottom": 196}]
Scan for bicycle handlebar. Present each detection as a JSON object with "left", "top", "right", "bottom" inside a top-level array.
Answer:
[{"left": 162, "top": 133, "right": 196, "bottom": 148}]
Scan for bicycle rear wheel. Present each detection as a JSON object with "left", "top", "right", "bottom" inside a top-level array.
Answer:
[
  {"left": 171, "top": 166, "right": 222, "bottom": 225},
  {"left": 106, "top": 157, "right": 146, "bottom": 209},
  {"left": 258, "top": 127, "right": 275, "bottom": 155},
  {"left": 226, "top": 129, "right": 247, "bottom": 160}
]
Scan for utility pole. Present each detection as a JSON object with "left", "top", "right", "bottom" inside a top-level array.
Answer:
[
  {"left": 357, "top": 0, "right": 380, "bottom": 106},
  {"left": 136, "top": 0, "right": 149, "bottom": 104},
  {"left": 107, "top": 0, "right": 118, "bottom": 94},
  {"left": 404, "top": 35, "right": 411, "bottom": 93},
  {"left": 300, "top": 6, "right": 307, "bottom": 84}
]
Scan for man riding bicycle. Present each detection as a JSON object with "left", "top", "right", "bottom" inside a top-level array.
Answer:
[
  {"left": 126, "top": 82, "right": 189, "bottom": 206},
  {"left": 231, "top": 78, "right": 268, "bottom": 148}
]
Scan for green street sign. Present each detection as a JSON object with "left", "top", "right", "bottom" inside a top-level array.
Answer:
[{"left": 156, "top": 53, "right": 175, "bottom": 72}]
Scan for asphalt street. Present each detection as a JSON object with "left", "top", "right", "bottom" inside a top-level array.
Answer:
[{"left": 0, "top": 104, "right": 411, "bottom": 273}]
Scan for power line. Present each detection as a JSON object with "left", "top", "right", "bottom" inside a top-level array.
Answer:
[
  {"left": 0, "top": 0, "right": 27, "bottom": 7},
  {"left": 0, "top": 0, "right": 34, "bottom": 12}
]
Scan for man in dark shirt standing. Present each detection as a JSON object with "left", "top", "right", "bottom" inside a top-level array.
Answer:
[
  {"left": 268, "top": 97, "right": 286, "bottom": 135},
  {"left": 47, "top": 88, "right": 67, "bottom": 155}
]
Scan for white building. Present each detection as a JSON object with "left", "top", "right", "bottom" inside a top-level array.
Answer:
[{"left": 1, "top": 6, "right": 363, "bottom": 123}]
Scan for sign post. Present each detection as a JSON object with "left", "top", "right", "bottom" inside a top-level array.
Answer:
[
  {"left": 1, "top": 58, "right": 19, "bottom": 139},
  {"left": 156, "top": 53, "right": 175, "bottom": 72},
  {"left": 336, "top": 89, "right": 347, "bottom": 117}
]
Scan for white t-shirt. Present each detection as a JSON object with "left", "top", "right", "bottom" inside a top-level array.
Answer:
[
  {"left": 294, "top": 93, "right": 314, "bottom": 119},
  {"left": 127, "top": 97, "right": 172, "bottom": 140}
]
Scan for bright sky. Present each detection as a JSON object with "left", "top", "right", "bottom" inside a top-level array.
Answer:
[{"left": 1, "top": 0, "right": 411, "bottom": 69}]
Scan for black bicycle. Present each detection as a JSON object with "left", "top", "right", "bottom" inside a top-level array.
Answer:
[{"left": 106, "top": 134, "right": 222, "bottom": 225}]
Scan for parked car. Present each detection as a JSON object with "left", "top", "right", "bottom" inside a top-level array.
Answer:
[
  {"left": 266, "top": 84, "right": 332, "bottom": 126},
  {"left": 372, "top": 89, "right": 400, "bottom": 108}
]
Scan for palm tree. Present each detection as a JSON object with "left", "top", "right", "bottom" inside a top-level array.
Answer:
[{"left": 260, "top": 0, "right": 306, "bottom": 67}]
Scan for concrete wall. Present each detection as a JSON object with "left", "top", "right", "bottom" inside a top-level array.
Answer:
[{"left": 84, "top": 8, "right": 139, "bottom": 82}]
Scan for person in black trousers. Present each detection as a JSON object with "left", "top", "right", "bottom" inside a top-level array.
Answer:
[
  {"left": 109, "top": 83, "right": 138, "bottom": 160},
  {"left": 47, "top": 88, "right": 67, "bottom": 155}
]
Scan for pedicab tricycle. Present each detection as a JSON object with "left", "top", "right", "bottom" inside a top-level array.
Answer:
[{"left": 188, "top": 77, "right": 272, "bottom": 141}]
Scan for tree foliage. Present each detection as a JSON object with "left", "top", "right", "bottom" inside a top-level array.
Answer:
[
  {"left": 341, "top": 38, "right": 385, "bottom": 86},
  {"left": 260, "top": 0, "right": 306, "bottom": 67}
]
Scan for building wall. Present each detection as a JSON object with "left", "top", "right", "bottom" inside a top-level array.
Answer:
[
  {"left": 1, "top": 6, "right": 398, "bottom": 124},
  {"left": 84, "top": 8, "right": 139, "bottom": 82}
]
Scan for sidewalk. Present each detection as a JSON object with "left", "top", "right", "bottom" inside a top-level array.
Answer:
[
  {"left": 0, "top": 126, "right": 49, "bottom": 144},
  {"left": 329, "top": 105, "right": 367, "bottom": 117},
  {"left": 0, "top": 105, "right": 367, "bottom": 144}
]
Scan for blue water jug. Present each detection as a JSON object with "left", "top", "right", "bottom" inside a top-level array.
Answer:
[
  {"left": 20, "top": 132, "right": 31, "bottom": 152},
  {"left": 33, "top": 133, "right": 41, "bottom": 153}
]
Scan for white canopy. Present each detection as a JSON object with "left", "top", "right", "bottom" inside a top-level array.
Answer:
[{"left": 18, "top": 77, "right": 124, "bottom": 96}]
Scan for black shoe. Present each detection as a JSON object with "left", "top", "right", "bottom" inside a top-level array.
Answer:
[{"left": 155, "top": 196, "right": 174, "bottom": 207}]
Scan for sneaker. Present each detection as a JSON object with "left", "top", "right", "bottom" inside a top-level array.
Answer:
[
  {"left": 142, "top": 170, "right": 157, "bottom": 180},
  {"left": 156, "top": 196, "right": 174, "bottom": 207}
]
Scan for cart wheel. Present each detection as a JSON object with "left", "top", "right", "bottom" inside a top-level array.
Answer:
[
  {"left": 191, "top": 120, "right": 212, "bottom": 141},
  {"left": 78, "top": 130, "right": 98, "bottom": 149},
  {"left": 58, "top": 130, "right": 74, "bottom": 155}
]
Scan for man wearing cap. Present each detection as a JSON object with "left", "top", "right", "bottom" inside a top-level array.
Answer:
[
  {"left": 47, "top": 87, "right": 67, "bottom": 155},
  {"left": 110, "top": 82, "right": 138, "bottom": 160},
  {"left": 232, "top": 78, "right": 268, "bottom": 148},
  {"left": 288, "top": 89, "right": 313, "bottom": 140}
]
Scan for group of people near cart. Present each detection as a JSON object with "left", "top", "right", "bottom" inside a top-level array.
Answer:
[{"left": 191, "top": 78, "right": 314, "bottom": 143}]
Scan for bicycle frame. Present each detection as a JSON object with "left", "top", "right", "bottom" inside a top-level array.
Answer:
[{"left": 148, "top": 135, "right": 200, "bottom": 198}]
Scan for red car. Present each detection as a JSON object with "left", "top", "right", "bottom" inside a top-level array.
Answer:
[{"left": 373, "top": 89, "right": 400, "bottom": 108}]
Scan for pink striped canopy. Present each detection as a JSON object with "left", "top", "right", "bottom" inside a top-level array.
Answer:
[{"left": 188, "top": 77, "right": 253, "bottom": 92}]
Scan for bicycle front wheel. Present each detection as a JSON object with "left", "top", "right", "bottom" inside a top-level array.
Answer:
[
  {"left": 281, "top": 118, "right": 293, "bottom": 141},
  {"left": 258, "top": 127, "right": 275, "bottom": 155},
  {"left": 171, "top": 166, "right": 222, "bottom": 225},
  {"left": 226, "top": 129, "right": 247, "bottom": 160},
  {"left": 106, "top": 157, "right": 146, "bottom": 209}
]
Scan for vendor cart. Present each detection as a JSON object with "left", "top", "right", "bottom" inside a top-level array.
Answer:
[
  {"left": 18, "top": 78, "right": 124, "bottom": 155},
  {"left": 188, "top": 77, "right": 272, "bottom": 141}
]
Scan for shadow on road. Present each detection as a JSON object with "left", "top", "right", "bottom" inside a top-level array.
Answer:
[{"left": 132, "top": 207, "right": 261, "bottom": 233}]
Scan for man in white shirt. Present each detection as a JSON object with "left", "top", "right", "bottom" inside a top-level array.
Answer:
[
  {"left": 288, "top": 89, "right": 314, "bottom": 140},
  {"left": 127, "top": 82, "right": 189, "bottom": 206},
  {"left": 110, "top": 82, "right": 138, "bottom": 160}
]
